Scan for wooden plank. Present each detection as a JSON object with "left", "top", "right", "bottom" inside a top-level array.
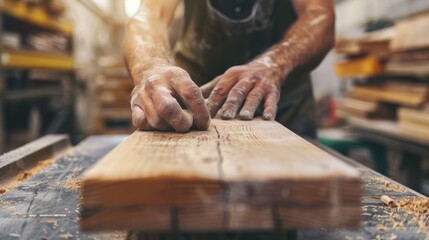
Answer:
[
  {"left": 0, "top": 135, "right": 70, "bottom": 194},
  {"left": 81, "top": 119, "right": 361, "bottom": 231},
  {"left": 336, "top": 98, "right": 395, "bottom": 119},
  {"left": 398, "top": 107, "right": 429, "bottom": 126},
  {"left": 398, "top": 121, "right": 429, "bottom": 142},
  {"left": 348, "top": 82, "right": 429, "bottom": 107},
  {"left": 335, "top": 56, "right": 384, "bottom": 78},
  {"left": 391, "top": 12, "right": 429, "bottom": 52}
]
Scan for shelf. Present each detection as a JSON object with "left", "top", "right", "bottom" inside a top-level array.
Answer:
[
  {"left": 1, "top": 49, "right": 74, "bottom": 70},
  {"left": 0, "top": 1, "right": 73, "bottom": 36}
]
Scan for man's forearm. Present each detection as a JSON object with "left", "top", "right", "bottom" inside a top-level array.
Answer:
[
  {"left": 254, "top": 1, "right": 335, "bottom": 84},
  {"left": 123, "top": 6, "right": 174, "bottom": 87}
]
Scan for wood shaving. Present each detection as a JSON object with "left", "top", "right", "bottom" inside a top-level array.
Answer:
[
  {"left": 368, "top": 197, "right": 429, "bottom": 238},
  {"left": 41, "top": 219, "right": 59, "bottom": 227},
  {"left": 59, "top": 233, "right": 73, "bottom": 239},
  {"left": 376, "top": 224, "right": 387, "bottom": 231}
]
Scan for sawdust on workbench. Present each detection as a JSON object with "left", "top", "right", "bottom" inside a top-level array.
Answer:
[
  {"left": 0, "top": 158, "right": 54, "bottom": 195},
  {"left": 363, "top": 197, "right": 429, "bottom": 239},
  {"left": 64, "top": 174, "right": 81, "bottom": 190},
  {"left": 59, "top": 233, "right": 73, "bottom": 239},
  {"left": 41, "top": 219, "right": 59, "bottom": 227},
  {"left": 367, "top": 176, "right": 406, "bottom": 193}
]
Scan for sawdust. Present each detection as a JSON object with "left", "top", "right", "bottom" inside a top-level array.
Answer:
[
  {"left": 41, "top": 219, "right": 59, "bottom": 227},
  {"left": 64, "top": 174, "right": 81, "bottom": 190},
  {"left": 113, "top": 231, "right": 127, "bottom": 240},
  {"left": 366, "top": 196, "right": 429, "bottom": 239},
  {"left": 0, "top": 158, "right": 54, "bottom": 195},
  {"left": 59, "top": 233, "right": 73, "bottom": 239},
  {"left": 367, "top": 176, "right": 406, "bottom": 193},
  {"left": 397, "top": 197, "right": 429, "bottom": 217}
]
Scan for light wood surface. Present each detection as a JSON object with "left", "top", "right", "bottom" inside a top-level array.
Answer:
[
  {"left": 397, "top": 107, "right": 429, "bottom": 141},
  {"left": 81, "top": 119, "right": 361, "bottom": 231},
  {"left": 348, "top": 82, "right": 429, "bottom": 107},
  {"left": 391, "top": 12, "right": 429, "bottom": 51}
]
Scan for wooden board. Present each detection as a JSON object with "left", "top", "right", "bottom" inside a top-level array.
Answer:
[
  {"left": 348, "top": 82, "right": 429, "bottom": 107},
  {"left": 335, "top": 27, "right": 394, "bottom": 56},
  {"left": 397, "top": 107, "right": 429, "bottom": 141},
  {"left": 391, "top": 12, "right": 429, "bottom": 52},
  {"left": 336, "top": 98, "right": 395, "bottom": 119},
  {"left": 386, "top": 60, "right": 429, "bottom": 78},
  {"left": 335, "top": 56, "right": 384, "bottom": 78},
  {"left": 398, "top": 107, "right": 429, "bottom": 126},
  {"left": 81, "top": 119, "right": 361, "bottom": 231}
]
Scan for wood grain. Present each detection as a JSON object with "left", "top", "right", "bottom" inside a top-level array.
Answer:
[{"left": 81, "top": 119, "right": 361, "bottom": 231}]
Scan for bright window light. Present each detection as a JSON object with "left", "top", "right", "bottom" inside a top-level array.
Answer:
[{"left": 125, "top": 0, "right": 141, "bottom": 18}]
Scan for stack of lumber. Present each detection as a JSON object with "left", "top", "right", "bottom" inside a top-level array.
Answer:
[
  {"left": 80, "top": 119, "right": 362, "bottom": 232},
  {"left": 335, "top": 27, "right": 394, "bottom": 57},
  {"left": 336, "top": 81, "right": 429, "bottom": 120},
  {"left": 92, "top": 57, "right": 134, "bottom": 134},
  {"left": 397, "top": 107, "right": 429, "bottom": 141},
  {"left": 336, "top": 97, "right": 394, "bottom": 119},
  {"left": 386, "top": 12, "right": 429, "bottom": 79},
  {"left": 335, "top": 28, "right": 394, "bottom": 78}
]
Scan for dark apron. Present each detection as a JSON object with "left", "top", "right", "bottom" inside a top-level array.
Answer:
[{"left": 173, "top": 0, "right": 316, "bottom": 138}]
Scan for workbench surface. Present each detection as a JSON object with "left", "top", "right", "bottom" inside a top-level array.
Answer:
[{"left": 0, "top": 135, "right": 427, "bottom": 240}]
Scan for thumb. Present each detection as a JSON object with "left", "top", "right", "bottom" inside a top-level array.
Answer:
[{"left": 200, "top": 75, "right": 222, "bottom": 99}]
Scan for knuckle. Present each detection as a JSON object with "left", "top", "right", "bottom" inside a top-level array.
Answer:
[
  {"left": 165, "top": 66, "right": 189, "bottom": 78},
  {"left": 156, "top": 100, "right": 177, "bottom": 118},
  {"left": 231, "top": 87, "right": 247, "bottom": 97},
  {"left": 143, "top": 76, "right": 160, "bottom": 90},
  {"left": 225, "top": 66, "right": 243, "bottom": 76},
  {"left": 182, "top": 86, "right": 201, "bottom": 99}
]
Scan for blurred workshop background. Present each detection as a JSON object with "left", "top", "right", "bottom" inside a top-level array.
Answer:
[{"left": 1, "top": 0, "right": 429, "bottom": 195}]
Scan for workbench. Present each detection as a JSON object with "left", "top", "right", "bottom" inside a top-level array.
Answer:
[
  {"left": 0, "top": 134, "right": 427, "bottom": 239},
  {"left": 348, "top": 117, "right": 429, "bottom": 192}
]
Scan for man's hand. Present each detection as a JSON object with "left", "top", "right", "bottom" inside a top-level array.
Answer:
[
  {"left": 131, "top": 66, "right": 210, "bottom": 132},
  {"left": 201, "top": 61, "right": 282, "bottom": 121}
]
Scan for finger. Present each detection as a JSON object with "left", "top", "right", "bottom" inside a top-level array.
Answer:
[
  {"left": 262, "top": 91, "right": 279, "bottom": 120},
  {"left": 238, "top": 87, "right": 264, "bottom": 120},
  {"left": 152, "top": 87, "right": 193, "bottom": 132},
  {"left": 200, "top": 75, "right": 222, "bottom": 99},
  {"left": 131, "top": 105, "right": 153, "bottom": 130},
  {"left": 219, "top": 77, "right": 256, "bottom": 120},
  {"left": 172, "top": 79, "right": 211, "bottom": 130},
  {"left": 207, "top": 75, "right": 238, "bottom": 118},
  {"left": 136, "top": 93, "right": 171, "bottom": 131}
]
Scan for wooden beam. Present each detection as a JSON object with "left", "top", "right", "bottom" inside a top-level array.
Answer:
[{"left": 81, "top": 119, "right": 361, "bottom": 231}]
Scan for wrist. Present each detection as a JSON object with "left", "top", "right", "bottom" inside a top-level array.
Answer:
[
  {"left": 250, "top": 55, "right": 291, "bottom": 86},
  {"left": 130, "top": 60, "right": 172, "bottom": 86}
]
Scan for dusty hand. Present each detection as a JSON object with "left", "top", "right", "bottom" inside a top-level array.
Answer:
[
  {"left": 131, "top": 66, "right": 210, "bottom": 132},
  {"left": 201, "top": 61, "right": 282, "bottom": 120}
]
